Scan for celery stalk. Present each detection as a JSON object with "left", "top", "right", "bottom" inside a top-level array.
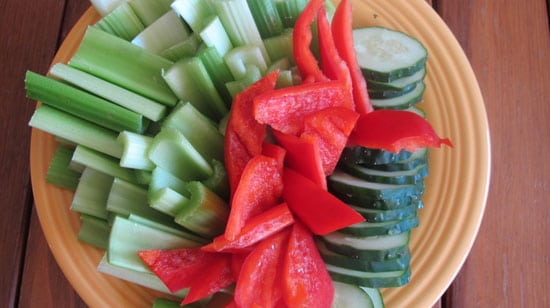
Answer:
[
  {"left": 197, "top": 47, "right": 235, "bottom": 106},
  {"left": 71, "top": 145, "right": 138, "bottom": 184},
  {"left": 71, "top": 167, "right": 112, "bottom": 219},
  {"left": 78, "top": 214, "right": 111, "bottom": 250},
  {"left": 159, "top": 34, "right": 201, "bottom": 62},
  {"left": 149, "top": 187, "right": 190, "bottom": 217},
  {"left": 90, "top": 0, "right": 128, "bottom": 17},
  {"left": 93, "top": 2, "right": 145, "bottom": 40},
  {"left": 128, "top": 0, "right": 174, "bottom": 26},
  {"left": 148, "top": 166, "right": 190, "bottom": 197},
  {"left": 46, "top": 145, "right": 81, "bottom": 191},
  {"left": 170, "top": 0, "right": 214, "bottom": 33},
  {"left": 131, "top": 10, "right": 191, "bottom": 55},
  {"left": 263, "top": 28, "right": 295, "bottom": 64},
  {"left": 224, "top": 45, "right": 268, "bottom": 80},
  {"left": 247, "top": 0, "right": 284, "bottom": 38},
  {"left": 117, "top": 131, "right": 155, "bottom": 171},
  {"left": 199, "top": 16, "right": 233, "bottom": 57}
]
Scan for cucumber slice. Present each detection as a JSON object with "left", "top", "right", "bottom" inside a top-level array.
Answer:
[
  {"left": 350, "top": 202, "right": 422, "bottom": 222},
  {"left": 367, "top": 67, "right": 426, "bottom": 91},
  {"left": 332, "top": 281, "right": 374, "bottom": 307},
  {"left": 353, "top": 26, "right": 427, "bottom": 82},
  {"left": 341, "top": 147, "right": 413, "bottom": 166},
  {"left": 371, "top": 81, "right": 426, "bottom": 110},
  {"left": 340, "top": 213, "right": 419, "bottom": 236},
  {"left": 328, "top": 170, "right": 424, "bottom": 210},
  {"left": 339, "top": 161, "right": 428, "bottom": 185},
  {"left": 321, "top": 231, "right": 410, "bottom": 260},
  {"left": 327, "top": 264, "right": 411, "bottom": 288},
  {"left": 362, "top": 287, "right": 385, "bottom": 308},
  {"left": 368, "top": 80, "right": 419, "bottom": 99},
  {"left": 365, "top": 148, "right": 428, "bottom": 172}
]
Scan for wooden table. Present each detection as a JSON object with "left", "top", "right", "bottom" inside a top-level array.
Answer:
[{"left": 1, "top": 0, "right": 548, "bottom": 307}]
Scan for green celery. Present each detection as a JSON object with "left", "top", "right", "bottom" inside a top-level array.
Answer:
[
  {"left": 69, "top": 27, "right": 178, "bottom": 106},
  {"left": 128, "top": 214, "right": 207, "bottom": 244},
  {"left": 170, "top": 0, "right": 214, "bottom": 33},
  {"left": 159, "top": 34, "right": 201, "bottom": 62},
  {"left": 174, "top": 181, "right": 229, "bottom": 239},
  {"left": 263, "top": 28, "right": 295, "bottom": 64},
  {"left": 149, "top": 187, "right": 190, "bottom": 217},
  {"left": 46, "top": 145, "right": 81, "bottom": 191},
  {"left": 147, "top": 128, "right": 213, "bottom": 181},
  {"left": 148, "top": 166, "right": 190, "bottom": 197},
  {"left": 77, "top": 214, "right": 111, "bottom": 250},
  {"left": 71, "top": 167, "right": 112, "bottom": 220},
  {"left": 224, "top": 45, "right": 268, "bottom": 80},
  {"left": 225, "top": 64, "right": 262, "bottom": 97},
  {"left": 29, "top": 105, "right": 123, "bottom": 158},
  {"left": 197, "top": 47, "right": 235, "bottom": 106},
  {"left": 199, "top": 16, "right": 233, "bottom": 57},
  {"left": 71, "top": 145, "right": 138, "bottom": 184},
  {"left": 162, "top": 57, "right": 228, "bottom": 121},
  {"left": 132, "top": 10, "right": 191, "bottom": 55},
  {"left": 25, "top": 71, "right": 149, "bottom": 133},
  {"left": 161, "top": 101, "right": 225, "bottom": 163},
  {"left": 247, "top": 0, "right": 284, "bottom": 38},
  {"left": 90, "top": 0, "right": 128, "bottom": 17},
  {"left": 94, "top": 2, "right": 145, "bottom": 40},
  {"left": 117, "top": 131, "right": 155, "bottom": 171},
  {"left": 202, "top": 159, "right": 229, "bottom": 201},
  {"left": 49, "top": 63, "right": 166, "bottom": 122},
  {"left": 134, "top": 169, "right": 152, "bottom": 185},
  {"left": 275, "top": 0, "right": 307, "bottom": 28},
  {"left": 128, "top": 0, "right": 174, "bottom": 26}
]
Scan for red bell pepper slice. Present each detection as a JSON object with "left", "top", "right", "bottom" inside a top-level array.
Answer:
[
  {"left": 282, "top": 168, "right": 364, "bottom": 235},
  {"left": 225, "top": 71, "right": 279, "bottom": 196},
  {"left": 301, "top": 106, "right": 359, "bottom": 175},
  {"left": 234, "top": 229, "right": 291, "bottom": 308},
  {"left": 282, "top": 222, "right": 334, "bottom": 308},
  {"left": 347, "top": 109, "right": 453, "bottom": 152},
  {"left": 271, "top": 129, "right": 327, "bottom": 190},
  {"left": 332, "top": 0, "right": 373, "bottom": 115},
  {"left": 261, "top": 142, "right": 287, "bottom": 170},
  {"left": 253, "top": 80, "right": 353, "bottom": 136},
  {"left": 203, "top": 203, "right": 294, "bottom": 253},
  {"left": 293, "top": 0, "right": 328, "bottom": 83},
  {"left": 225, "top": 154, "right": 284, "bottom": 240},
  {"left": 137, "top": 248, "right": 234, "bottom": 304}
]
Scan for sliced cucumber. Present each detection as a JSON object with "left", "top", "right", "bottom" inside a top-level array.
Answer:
[
  {"left": 350, "top": 202, "right": 422, "bottom": 222},
  {"left": 327, "top": 264, "right": 411, "bottom": 288},
  {"left": 367, "top": 67, "right": 426, "bottom": 91},
  {"left": 366, "top": 148, "right": 428, "bottom": 172},
  {"left": 339, "top": 161, "right": 428, "bottom": 185},
  {"left": 331, "top": 281, "right": 373, "bottom": 308},
  {"left": 368, "top": 80, "right": 419, "bottom": 99},
  {"left": 321, "top": 231, "right": 410, "bottom": 260},
  {"left": 340, "top": 147, "right": 413, "bottom": 166},
  {"left": 371, "top": 81, "right": 425, "bottom": 110},
  {"left": 328, "top": 170, "right": 424, "bottom": 210},
  {"left": 340, "top": 213, "right": 419, "bottom": 236},
  {"left": 353, "top": 26, "right": 427, "bottom": 82},
  {"left": 362, "top": 287, "right": 385, "bottom": 308}
]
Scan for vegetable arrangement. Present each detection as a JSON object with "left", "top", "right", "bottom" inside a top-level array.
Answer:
[{"left": 26, "top": 0, "right": 452, "bottom": 307}]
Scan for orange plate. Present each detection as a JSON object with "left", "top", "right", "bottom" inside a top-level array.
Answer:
[{"left": 30, "top": 1, "right": 490, "bottom": 307}]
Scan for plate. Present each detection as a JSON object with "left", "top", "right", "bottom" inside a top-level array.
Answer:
[{"left": 30, "top": 1, "right": 490, "bottom": 307}]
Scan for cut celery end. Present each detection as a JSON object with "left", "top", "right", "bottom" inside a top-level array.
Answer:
[
  {"left": 117, "top": 131, "right": 155, "bottom": 171},
  {"left": 29, "top": 105, "right": 123, "bottom": 158},
  {"left": 71, "top": 145, "right": 138, "bottom": 184},
  {"left": 263, "top": 28, "right": 294, "bottom": 65},
  {"left": 148, "top": 128, "right": 213, "bottom": 181},
  {"left": 90, "top": 0, "right": 127, "bottom": 17},
  {"left": 97, "top": 254, "right": 189, "bottom": 298},
  {"left": 78, "top": 214, "right": 111, "bottom": 250},
  {"left": 149, "top": 186, "right": 190, "bottom": 217},
  {"left": 160, "top": 34, "right": 201, "bottom": 62},
  {"left": 149, "top": 166, "right": 190, "bottom": 198},
  {"left": 108, "top": 215, "right": 202, "bottom": 273},
  {"left": 218, "top": 113, "right": 229, "bottom": 136},
  {"left": 275, "top": 0, "right": 307, "bottom": 28},
  {"left": 132, "top": 10, "right": 191, "bottom": 55},
  {"left": 174, "top": 181, "right": 229, "bottom": 239},
  {"left": 128, "top": 0, "right": 174, "bottom": 27},
  {"left": 201, "top": 159, "right": 229, "bottom": 201},
  {"left": 199, "top": 16, "right": 233, "bottom": 57},
  {"left": 161, "top": 101, "right": 225, "bottom": 164},
  {"left": 162, "top": 57, "right": 228, "bottom": 121},
  {"left": 25, "top": 71, "right": 149, "bottom": 133},
  {"left": 93, "top": 2, "right": 145, "bottom": 41},
  {"left": 49, "top": 63, "right": 166, "bottom": 122},
  {"left": 247, "top": 0, "right": 284, "bottom": 38},
  {"left": 225, "top": 64, "right": 262, "bottom": 98},
  {"left": 128, "top": 214, "right": 207, "bottom": 243},
  {"left": 71, "top": 167, "right": 112, "bottom": 220},
  {"left": 46, "top": 145, "right": 81, "bottom": 191},
  {"left": 134, "top": 169, "right": 152, "bottom": 185},
  {"left": 171, "top": 0, "right": 214, "bottom": 33},
  {"left": 69, "top": 27, "right": 177, "bottom": 106},
  {"left": 197, "top": 47, "right": 235, "bottom": 106},
  {"left": 224, "top": 45, "right": 268, "bottom": 80}
]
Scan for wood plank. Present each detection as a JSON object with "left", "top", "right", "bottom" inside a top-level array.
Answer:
[
  {"left": 0, "top": 0, "right": 67, "bottom": 306},
  {"left": 437, "top": 0, "right": 550, "bottom": 306}
]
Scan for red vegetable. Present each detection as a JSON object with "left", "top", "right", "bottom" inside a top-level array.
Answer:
[
  {"left": 282, "top": 222, "right": 334, "bottom": 308},
  {"left": 261, "top": 142, "right": 287, "bottom": 170},
  {"left": 224, "top": 154, "right": 284, "bottom": 240},
  {"left": 331, "top": 0, "right": 373, "bottom": 115},
  {"left": 347, "top": 109, "right": 453, "bottom": 152},
  {"left": 282, "top": 168, "right": 364, "bottom": 235},
  {"left": 253, "top": 80, "right": 353, "bottom": 136}
]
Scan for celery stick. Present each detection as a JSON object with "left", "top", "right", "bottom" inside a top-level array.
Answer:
[
  {"left": 224, "top": 45, "right": 268, "bottom": 80},
  {"left": 202, "top": 159, "right": 229, "bottom": 201},
  {"left": 108, "top": 215, "right": 202, "bottom": 272},
  {"left": 170, "top": 0, "right": 214, "bottom": 33},
  {"left": 29, "top": 105, "right": 123, "bottom": 158},
  {"left": 49, "top": 63, "right": 166, "bottom": 121},
  {"left": 161, "top": 101, "right": 225, "bottom": 163},
  {"left": 174, "top": 181, "right": 229, "bottom": 239},
  {"left": 71, "top": 167, "right": 112, "bottom": 220},
  {"left": 160, "top": 34, "right": 201, "bottom": 62},
  {"left": 93, "top": 2, "right": 145, "bottom": 40},
  {"left": 71, "top": 145, "right": 138, "bottom": 184},
  {"left": 25, "top": 71, "right": 149, "bottom": 133},
  {"left": 128, "top": 214, "right": 207, "bottom": 243},
  {"left": 225, "top": 64, "right": 262, "bottom": 97},
  {"left": 149, "top": 166, "right": 190, "bottom": 197},
  {"left": 197, "top": 47, "right": 234, "bottom": 106},
  {"left": 90, "top": 0, "right": 128, "bottom": 17},
  {"left": 162, "top": 57, "right": 228, "bottom": 121},
  {"left": 148, "top": 128, "right": 213, "bottom": 181},
  {"left": 78, "top": 214, "right": 111, "bottom": 250},
  {"left": 199, "top": 16, "right": 233, "bottom": 57},
  {"left": 263, "top": 28, "right": 294, "bottom": 64},
  {"left": 247, "top": 0, "right": 284, "bottom": 38},
  {"left": 46, "top": 145, "right": 81, "bottom": 190},
  {"left": 132, "top": 10, "right": 191, "bottom": 55},
  {"left": 69, "top": 27, "right": 177, "bottom": 106},
  {"left": 211, "top": 0, "right": 271, "bottom": 64},
  {"left": 275, "top": 0, "right": 307, "bottom": 28},
  {"left": 117, "top": 131, "right": 155, "bottom": 171},
  {"left": 128, "top": 0, "right": 174, "bottom": 26},
  {"left": 134, "top": 169, "right": 152, "bottom": 185},
  {"left": 149, "top": 187, "right": 190, "bottom": 217}
]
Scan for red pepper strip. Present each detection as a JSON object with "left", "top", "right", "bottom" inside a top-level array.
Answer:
[
  {"left": 253, "top": 80, "right": 352, "bottom": 136},
  {"left": 234, "top": 229, "right": 291, "bottom": 308},
  {"left": 282, "top": 168, "right": 364, "bottom": 235},
  {"left": 225, "top": 154, "right": 284, "bottom": 240},
  {"left": 203, "top": 203, "right": 294, "bottom": 253},
  {"left": 301, "top": 106, "right": 359, "bottom": 175},
  {"left": 230, "top": 252, "right": 249, "bottom": 280},
  {"left": 332, "top": 0, "right": 373, "bottom": 115},
  {"left": 347, "top": 109, "right": 453, "bottom": 153},
  {"left": 137, "top": 248, "right": 233, "bottom": 301},
  {"left": 225, "top": 71, "right": 280, "bottom": 196},
  {"left": 271, "top": 129, "right": 327, "bottom": 190},
  {"left": 261, "top": 142, "right": 287, "bottom": 170},
  {"left": 316, "top": 5, "right": 353, "bottom": 109},
  {"left": 292, "top": 0, "right": 328, "bottom": 82},
  {"left": 282, "top": 222, "right": 334, "bottom": 308}
]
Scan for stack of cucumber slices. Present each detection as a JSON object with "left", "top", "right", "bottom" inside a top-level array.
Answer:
[{"left": 318, "top": 27, "right": 429, "bottom": 306}]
